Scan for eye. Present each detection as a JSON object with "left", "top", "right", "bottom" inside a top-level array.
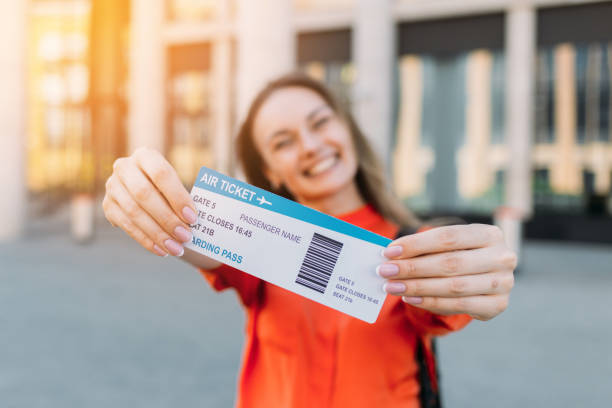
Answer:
[{"left": 273, "top": 137, "right": 293, "bottom": 151}]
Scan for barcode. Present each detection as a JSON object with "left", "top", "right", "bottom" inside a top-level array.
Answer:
[{"left": 295, "top": 232, "right": 344, "bottom": 294}]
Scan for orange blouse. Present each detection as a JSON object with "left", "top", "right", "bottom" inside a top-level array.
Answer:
[{"left": 200, "top": 204, "right": 471, "bottom": 408}]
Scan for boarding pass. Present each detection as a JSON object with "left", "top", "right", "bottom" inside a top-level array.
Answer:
[{"left": 185, "top": 166, "right": 392, "bottom": 323}]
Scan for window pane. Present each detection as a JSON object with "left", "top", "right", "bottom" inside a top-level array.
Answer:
[
  {"left": 533, "top": 41, "right": 612, "bottom": 213},
  {"left": 393, "top": 49, "right": 506, "bottom": 214},
  {"left": 297, "top": 29, "right": 353, "bottom": 108},
  {"left": 27, "top": 0, "right": 94, "bottom": 193},
  {"left": 166, "top": 43, "right": 216, "bottom": 183}
]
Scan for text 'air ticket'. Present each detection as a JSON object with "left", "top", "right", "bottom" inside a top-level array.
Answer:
[{"left": 185, "top": 166, "right": 392, "bottom": 323}]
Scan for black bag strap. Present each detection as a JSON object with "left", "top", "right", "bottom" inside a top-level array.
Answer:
[
  {"left": 395, "top": 226, "right": 442, "bottom": 408},
  {"left": 415, "top": 339, "right": 441, "bottom": 408}
]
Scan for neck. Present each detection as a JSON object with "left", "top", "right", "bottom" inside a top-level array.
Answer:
[{"left": 298, "top": 182, "right": 366, "bottom": 216}]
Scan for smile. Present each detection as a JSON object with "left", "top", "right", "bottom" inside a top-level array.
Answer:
[{"left": 304, "top": 154, "right": 339, "bottom": 177}]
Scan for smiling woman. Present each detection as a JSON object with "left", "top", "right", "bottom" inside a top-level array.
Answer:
[
  {"left": 102, "top": 73, "right": 516, "bottom": 408},
  {"left": 236, "top": 74, "right": 420, "bottom": 227}
]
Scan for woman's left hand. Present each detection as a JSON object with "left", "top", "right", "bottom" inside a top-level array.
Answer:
[{"left": 378, "top": 224, "right": 517, "bottom": 321}]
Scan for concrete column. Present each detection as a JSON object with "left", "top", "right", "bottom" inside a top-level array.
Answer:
[
  {"left": 236, "top": 0, "right": 294, "bottom": 120},
  {"left": 353, "top": 0, "right": 394, "bottom": 165},
  {"left": 0, "top": 0, "right": 27, "bottom": 242},
  {"left": 505, "top": 4, "right": 536, "bottom": 217},
  {"left": 128, "top": 0, "right": 165, "bottom": 154}
]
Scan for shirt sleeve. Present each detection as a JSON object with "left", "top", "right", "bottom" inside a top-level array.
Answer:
[
  {"left": 199, "top": 264, "right": 263, "bottom": 307},
  {"left": 403, "top": 305, "right": 472, "bottom": 336}
]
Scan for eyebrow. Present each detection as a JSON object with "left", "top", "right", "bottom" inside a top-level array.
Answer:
[{"left": 306, "top": 105, "right": 330, "bottom": 121}]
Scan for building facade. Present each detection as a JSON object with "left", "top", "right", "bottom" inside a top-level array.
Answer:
[{"left": 2, "top": 0, "right": 612, "bottom": 243}]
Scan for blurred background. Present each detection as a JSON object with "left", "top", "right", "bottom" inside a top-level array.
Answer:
[{"left": 1, "top": 0, "right": 611, "bottom": 407}]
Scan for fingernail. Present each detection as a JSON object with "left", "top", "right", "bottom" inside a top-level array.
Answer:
[
  {"left": 174, "top": 225, "right": 192, "bottom": 242},
  {"left": 382, "top": 245, "right": 402, "bottom": 258},
  {"left": 153, "top": 244, "right": 168, "bottom": 257},
  {"left": 383, "top": 282, "right": 406, "bottom": 294},
  {"left": 402, "top": 296, "right": 423, "bottom": 305},
  {"left": 376, "top": 263, "right": 399, "bottom": 278},
  {"left": 164, "top": 239, "right": 184, "bottom": 257},
  {"left": 182, "top": 206, "right": 197, "bottom": 224}
]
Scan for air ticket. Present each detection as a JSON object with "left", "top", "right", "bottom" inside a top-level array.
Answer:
[{"left": 185, "top": 166, "right": 392, "bottom": 323}]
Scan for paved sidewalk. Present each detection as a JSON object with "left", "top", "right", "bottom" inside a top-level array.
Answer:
[{"left": 1, "top": 218, "right": 611, "bottom": 407}]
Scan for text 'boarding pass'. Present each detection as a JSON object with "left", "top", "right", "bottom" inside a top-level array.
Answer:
[{"left": 185, "top": 166, "right": 392, "bottom": 323}]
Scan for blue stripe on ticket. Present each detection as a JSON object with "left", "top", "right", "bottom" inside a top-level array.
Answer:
[{"left": 193, "top": 166, "right": 392, "bottom": 247}]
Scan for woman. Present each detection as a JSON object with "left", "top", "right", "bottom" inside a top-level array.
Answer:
[{"left": 103, "top": 74, "right": 516, "bottom": 407}]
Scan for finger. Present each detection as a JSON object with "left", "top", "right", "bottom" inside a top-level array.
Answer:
[
  {"left": 384, "top": 224, "right": 505, "bottom": 259},
  {"left": 102, "top": 193, "right": 118, "bottom": 228},
  {"left": 131, "top": 147, "right": 197, "bottom": 225},
  {"left": 107, "top": 173, "right": 186, "bottom": 257},
  {"left": 103, "top": 196, "right": 168, "bottom": 257},
  {"left": 112, "top": 160, "right": 192, "bottom": 243},
  {"left": 377, "top": 245, "right": 517, "bottom": 279},
  {"left": 401, "top": 294, "right": 510, "bottom": 321},
  {"left": 383, "top": 270, "right": 514, "bottom": 298}
]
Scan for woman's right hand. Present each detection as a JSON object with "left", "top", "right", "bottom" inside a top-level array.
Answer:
[{"left": 102, "top": 147, "right": 198, "bottom": 257}]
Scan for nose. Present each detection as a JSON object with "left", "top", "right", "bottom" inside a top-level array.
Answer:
[{"left": 298, "top": 127, "right": 322, "bottom": 157}]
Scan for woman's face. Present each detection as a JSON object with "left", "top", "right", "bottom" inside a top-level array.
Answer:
[{"left": 252, "top": 87, "right": 359, "bottom": 203}]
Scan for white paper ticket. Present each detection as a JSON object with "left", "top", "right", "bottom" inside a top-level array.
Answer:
[{"left": 185, "top": 166, "right": 391, "bottom": 323}]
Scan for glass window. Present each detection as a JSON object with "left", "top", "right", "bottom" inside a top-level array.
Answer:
[
  {"left": 27, "top": 0, "right": 129, "bottom": 197},
  {"left": 27, "top": 0, "right": 93, "bottom": 194},
  {"left": 297, "top": 29, "right": 354, "bottom": 108},
  {"left": 394, "top": 49, "right": 506, "bottom": 215},
  {"left": 394, "top": 15, "right": 506, "bottom": 216},
  {"left": 535, "top": 3, "right": 612, "bottom": 215},
  {"left": 535, "top": 48, "right": 555, "bottom": 144},
  {"left": 533, "top": 41, "right": 612, "bottom": 213},
  {"left": 166, "top": 43, "right": 215, "bottom": 184}
]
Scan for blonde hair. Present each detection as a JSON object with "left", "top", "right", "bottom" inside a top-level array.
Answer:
[{"left": 236, "top": 73, "right": 420, "bottom": 229}]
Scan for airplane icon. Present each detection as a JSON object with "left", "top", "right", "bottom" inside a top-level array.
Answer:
[{"left": 256, "top": 195, "right": 272, "bottom": 206}]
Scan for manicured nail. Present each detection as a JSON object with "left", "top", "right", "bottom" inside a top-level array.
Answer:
[
  {"left": 174, "top": 225, "right": 192, "bottom": 242},
  {"left": 164, "top": 239, "right": 184, "bottom": 257},
  {"left": 153, "top": 244, "right": 168, "bottom": 257},
  {"left": 382, "top": 245, "right": 402, "bottom": 258},
  {"left": 402, "top": 296, "right": 423, "bottom": 305},
  {"left": 376, "top": 263, "right": 399, "bottom": 278},
  {"left": 182, "top": 206, "right": 197, "bottom": 224},
  {"left": 383, "top": 282, "right": 406, "bottom": 294}
]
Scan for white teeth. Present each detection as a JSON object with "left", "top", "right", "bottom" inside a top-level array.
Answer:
[{"left": 307, "top": 156, "right": 337, "bottom": 176}]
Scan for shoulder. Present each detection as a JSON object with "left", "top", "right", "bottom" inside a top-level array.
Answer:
[{"left": 367, "top": 212, "right": 401, "bottom": 240}]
